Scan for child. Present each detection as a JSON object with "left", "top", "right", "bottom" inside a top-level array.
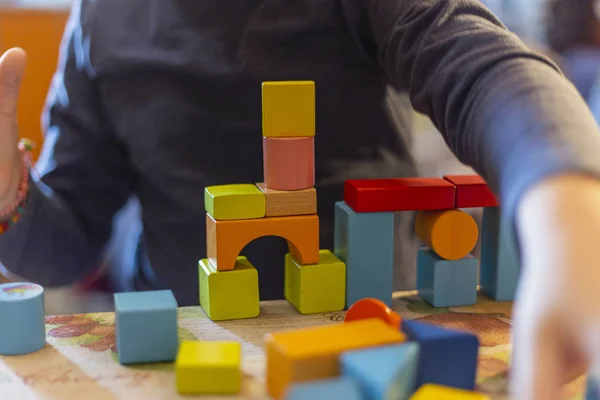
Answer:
[{"left": 1, "top": 1, "right": 600, "bottom": 398}]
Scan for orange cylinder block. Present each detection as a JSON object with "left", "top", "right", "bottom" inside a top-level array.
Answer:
[
  {"left": 344, "top": 298, "right": 401, "bottom": 330},
  {"left": 263, "top": 137, "right": 315, "bottom": 190},
  {"left": 415, "top": 209, "right": 478, "bottom": 260}
]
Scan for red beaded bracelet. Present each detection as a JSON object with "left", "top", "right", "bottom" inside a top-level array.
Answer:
[{"left": 0, "top": 139, "right": 35, "bottom": 234}]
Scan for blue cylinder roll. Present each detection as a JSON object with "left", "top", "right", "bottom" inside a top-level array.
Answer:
[{"left": 0, "top": 282, "right": 46, "bottom": 355}]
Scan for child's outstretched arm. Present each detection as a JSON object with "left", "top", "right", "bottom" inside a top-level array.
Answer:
[
  {"left": 0, "top": 0, "right": 134, "bottom": 286},
  {"left": 348, "top": 0, "right": 600, "bottom": 397}
]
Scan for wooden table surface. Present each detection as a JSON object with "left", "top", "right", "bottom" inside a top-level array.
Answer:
[{"left": 0, "top": 291, "right": 587, "bottom": 399}]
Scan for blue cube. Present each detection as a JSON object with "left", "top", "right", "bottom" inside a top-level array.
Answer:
[
  {"left": 285, "top": 377, "right": 362, "bottom": 400},
  {"left": 401, "top": 319, "right": 479, "bottom": 390},
  {"left": 417, "top": 248, "right": 478, "bottom": 307},
  {"left": 341, "top": 342, "right": 420, "bottom": 400},
  {"left": 115, "top": 290, "right": 179, "bottom": 364}
]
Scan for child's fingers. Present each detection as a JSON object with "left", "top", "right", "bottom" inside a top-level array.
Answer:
[{"left": 0, "top": 48, "right": 26, "bottom": 122}]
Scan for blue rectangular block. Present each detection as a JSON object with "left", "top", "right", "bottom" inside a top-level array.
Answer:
[
  {"left": 480, "top": 207, "right": 520, "bottom": 301},
  {"left": 417, "top": 248, "right": 478, "bottom": 307},
  {"left": 341, "top": 343, "right": 420, "bottom": 400},
  {"left": 401, "top": 319, "right": 479, "bottom": 390},
  {"left": 115, "top": 290, "right": 179, "bottom": 364},
  {"left": 334, "top": 201, "right": 395, "bottom": 308},
  {"left": 285, "top": 377, "right": 362, "bottom": 400}
]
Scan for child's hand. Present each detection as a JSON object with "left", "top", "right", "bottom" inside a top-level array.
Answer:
[
  {"left": 511, "top": 174, "right": 600, "bottom": 399},
  {"left": 0, "top": 48, "right": 26, "bottom": 211}
]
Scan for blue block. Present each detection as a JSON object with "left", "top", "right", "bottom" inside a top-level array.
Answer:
[
  {"left": 114, "top": 290, "right": 179, "bottom": 364},
  {"left": 334, "top": 201, "right": 394, "bottom": 308},
  {"left": 416, "top": 248, "right": 478, "bottom": 307},
  {"left": 480, "top": 207, "right": 520, "bottom": 301},
  {"left": 401, "top": 319, "right": 479, "bottom": 390},
  {"left": 341, "top": 342, "right": 420, "bottom": 400},
  {"left": 285, "top": 377, "right": 362, "bottom": 400},
  {"left": 0, "top": 283, "right": 46, "bottom": 355}
]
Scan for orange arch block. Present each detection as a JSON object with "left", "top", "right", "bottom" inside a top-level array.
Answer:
[
  {"left": 206, "top": 214, "right": 320, "bottom": 271},
  {"left": 344, "top": 298, "right": 401, "bottom": 330},
  {"left": 415, "top": 209, "right": 478, "bottom": 260}
]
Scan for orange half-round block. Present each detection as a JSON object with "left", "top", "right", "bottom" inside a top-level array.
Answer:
[
  {"left": 263, "top": 136, "right": 315, "bottom": 191},
  {"left": 206, "top": 213, "right": 319, "bottom": 271},
  {"left": 415, "top": 209, "right": 478, "bottom": 260},
  {"left": 344, "top": 298, "right": 401, "bottom": 329}
]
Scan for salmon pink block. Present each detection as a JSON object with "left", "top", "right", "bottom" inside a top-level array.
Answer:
[
  {"left": 343, "top": 178, "right": 455, "bottom": 213},
  {"left": 443, "top": 175, "right": 499, "bottom": 208}
]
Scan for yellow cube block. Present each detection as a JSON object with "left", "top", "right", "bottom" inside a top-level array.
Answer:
[
  {"left": 266, "top": 318, "right": 406, "bottom": 400},
  {"left": 284, "top": 249, "right": 345, "bottom": 314},
  {"left": 175, "top": 340, "right": 242, "bottom": 394},
  {"left": 262, "top": 81, "right": 315, "bottom": 137},
  {"left": 410, "top": 384, "right": 490, "bottom": 399},
  {"left": 199, "top": 257, "right": 259, "bottom": 321},
  {"left": 204, "top": 184, "right": 266, "bottom": 220}
]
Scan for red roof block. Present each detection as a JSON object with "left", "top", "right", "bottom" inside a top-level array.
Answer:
[
  {"left": 343, "top": 178, "right": 456, "bottom": 213},
  {"left": 443, "top": 175, "right": 499, "bottom": 208}
]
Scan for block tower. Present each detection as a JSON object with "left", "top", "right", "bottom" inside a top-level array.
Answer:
[
  {"left": 337, "top": 175, "right": 519, "bottom": 308},
  {"left": 199, "top": 81, "right": 346, "bottom": 321}
]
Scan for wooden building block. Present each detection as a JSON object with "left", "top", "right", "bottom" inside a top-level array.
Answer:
[
  {"left": 266, "top": 318, "right": 406, "bottom": 400},
  {"left": 114, "top": 290, "right": 178, "bottom": 364},
  {"left": 410, "top": 384, "right": 490, "bottom": 399},
  {"left": 263, "top": 136, "right": 315, "bottom": 190},
  {"left": 334, "top": 201, "right": 394, "bottom": 307},
  {"left": 262, "top": 81, "right": 315, "bottom": 137},
  {"left": 401, "top": 320, "right": 479, "bottom": 391},
  {"left": 256, "top": 183, "right": 316, "bottom": 217},
  {"left": 480, "top": 207, "right": 520, "bottom": 301},
  {"left": 586, "top": 369, "right": 600, "bottom": 400},
  {"left": 344, "top": 178, "right": 455, "bottom": 213},
  {"left": 206, "top": 213, "right": 319, "bottom": 271},
  {"left": 443, "top": 175, "right": 499, "bottom": 208},
  {"left": 175, "top": 340, "right": 241, "bottom": 394},
  {"left": 204, "top": 184, "right": 265, "bottom": 220},
  {"left": 416, "top": 248, "right": 478, "bottom": 307},
  {"left": 0, "top": 283, "right": 46, "bottom": 355},
  {"left": 199, "top": 257, "right": 259, "bottom": 321},
  {"left": 344, "top": 298, "right": 401, "bottom": 330},
  {"left": 341, "top": 342, "right": 420, "bottom": 400},
  {"left": 284, "top": 250, "right": 346, "bottom": 314},
  {"left": 285, "top": 377, "right": 362, "bottom": 400},
  {"left": 414, "top": 209, "right": 478, "bottom": 260}
]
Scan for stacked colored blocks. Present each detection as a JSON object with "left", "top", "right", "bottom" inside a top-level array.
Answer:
[
  {"left": 0, "top": 282, "right": 46, "bottom": 356},
  {"left": 199, "top": 256, "right": 259, "bottom": 320},
  {"left": 200, "top": 80, "right": 345, "bottom": 321},
  {"left": 415, "top": 209, "right": 479, "bottom": 307},
  {"left": 284, "top": 250, "right": 346, "bottom": 314},
  {"left": 175, "top": 340, "right": 242, "bottom": 394},
  {"left": 114, "top": 290, "right": 178, "bottom": 364},
  {"left": 265, "top": 318, "right": 406, "bottom": 399}
]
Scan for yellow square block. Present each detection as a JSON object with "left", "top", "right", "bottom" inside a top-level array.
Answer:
[
  {"left": 199, "top": 257, "right": 259, "bottom": 321},
  {"left": 266, "top": 318, "right": 406, "bottom": 400},
  {"left": 204, "top": 184, "right": 266, "bottom": 220},
  {"left": 410, "top": 384, "right": 490, "bottom": 399},
  {"left": 262, "top": 81, "right": 315, "bottom": 137},
  {"left": 176, "top": 340, "right": 242, "bottom": 394},
  {"left": 284, "top": 249, "right": 345, "bottom": 314}
]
